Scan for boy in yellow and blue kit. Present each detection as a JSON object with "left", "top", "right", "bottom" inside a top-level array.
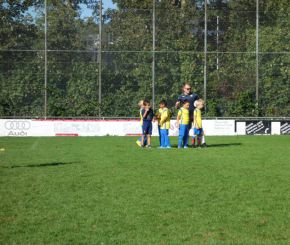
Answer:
[
  {"left": 158, "top": 100, "right": 171, "bottom": 148},
  {"left": 176, "top": 100, "right": 190, "bottom": 148},
  {"left": 155, "top": 106, "right": 163, "bottom": 146},
  {"left": 193, "top": 99, "right": 207, "bottom": 147}
]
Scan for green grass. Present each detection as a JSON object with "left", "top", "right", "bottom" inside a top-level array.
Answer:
[{"left": 1, "top": 136, "right": 290, "bottom": 244}]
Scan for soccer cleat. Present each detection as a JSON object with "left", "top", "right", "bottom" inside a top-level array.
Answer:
[
  {"left": 136, "top": 140, "right": 142, "bottom": 147},
  {"left": 166, "top": 146, "right": 171, "bottom": 149},
  {"left": 184, "top": 146, "right": 188, "bottom": 149},
  {"left": 201, "top": 143, "right": 207, "bottom": 148},
  {"left": 146, "top": 145, "right": 152, "bottom": 148}
]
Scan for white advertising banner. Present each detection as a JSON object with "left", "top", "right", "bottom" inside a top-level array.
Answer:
[{"left": 0, "top": 119, "right": 237, "bottom": 137}]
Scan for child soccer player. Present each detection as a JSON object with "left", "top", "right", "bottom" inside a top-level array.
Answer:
[
  {"left": 141, "top": 100, "right": 154, "bottom": 148},
  {"left": 176, "top": 100, "right": 190, "bottom": 148},
  {"left": 192, "top": 99, "right": 207, "bottom": 147},
  {"left": 136, "top": 100, "right": 147, "bottom": 147},
  {"left": 158, "top": 100, "right": 171, "bottom": 148},
  {"left": 155, "top": 106, "right": 162, "bottom": 146}
]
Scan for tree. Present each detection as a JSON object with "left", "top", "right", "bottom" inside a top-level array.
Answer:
[{"left": 1, "top": 0, "right": 289, "bottom": 118}]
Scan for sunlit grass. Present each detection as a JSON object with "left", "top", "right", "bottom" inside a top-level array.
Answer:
[{"left": 1, "top": 136, "right": 290, "bottom": 244}]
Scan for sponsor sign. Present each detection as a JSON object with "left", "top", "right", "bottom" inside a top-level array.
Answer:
[
  {"left": 203, "top": 120, "right": 235, "bottom": 136},
  {"left": 245, "top": 121, "right": 271, "bottom": 135},
  {"left": 280, "top": 121, "right": 290, "bottom": 135},
  {"left": 1, "top": 119, "right": 284, "bottom": 137},
  {"left": 4, "top": 120, "right": 31, "bottom": 136}
]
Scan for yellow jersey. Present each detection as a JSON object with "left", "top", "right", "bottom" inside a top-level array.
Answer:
[
  {"left": 155, "top": 108, "right": 163, "bottom": 125},
  {"left": 194, "top": 108, "right": 202, "bottom": 128},
  {"left": 139, "top": 109, "right": 143, "bottom": 126},
  {"left": 177, "top": 108, "right": 189, "bottom": 125},
  {"left": 159, "top": 108, "right": 171, "bottom": 129}
]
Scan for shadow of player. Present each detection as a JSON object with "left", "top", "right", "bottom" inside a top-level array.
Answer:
[
  {"left": 169, "top": 143, "right": 242, "bottom": 148},
  {"left": 206, "top": 143, "right": 242, "bottom": 148},
  {"left": 9, "top": 162, "right": 78, "bottom": 168}
]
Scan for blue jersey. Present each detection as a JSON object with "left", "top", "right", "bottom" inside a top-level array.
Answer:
[
  {"left": 141, "top": 108, "right": 154, "bottom": 121},
  {"left": 178, "top": 93, "right": 199, "bottom": 114}
]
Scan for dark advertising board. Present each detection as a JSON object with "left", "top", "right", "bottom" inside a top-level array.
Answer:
[
  {"left": 245, "top": 121, "right": 271, "bottom": 135},
  {"left": 280, "top": 121, "right": 290, "bottom": 135}
]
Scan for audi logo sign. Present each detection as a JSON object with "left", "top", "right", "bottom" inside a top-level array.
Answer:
[{"left": 4, "top": 121, "right": 31, "bottom": 130}]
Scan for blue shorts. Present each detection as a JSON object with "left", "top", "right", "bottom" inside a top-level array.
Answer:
[
  {"left": 142, "top": 121, "right": 152, "bottom": 135},
  {"left": 194, "top": 128, "right": 203, "bottom": 136}
]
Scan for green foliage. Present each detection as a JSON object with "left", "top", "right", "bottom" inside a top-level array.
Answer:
[{"left": 0, "top": 0, "right": 289, "bottom": 117}]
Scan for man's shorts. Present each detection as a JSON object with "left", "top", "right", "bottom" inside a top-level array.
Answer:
[
  {"left": 194, "top": 128, "right": 203, "bottom": 136},
  {"left": 142, "top": 121, "right": 152, "bottom": 135}
]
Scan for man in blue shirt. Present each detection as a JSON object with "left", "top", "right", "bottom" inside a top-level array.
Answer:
[{"left": 176, "top": 83, "right": 200, "bottom": 147}]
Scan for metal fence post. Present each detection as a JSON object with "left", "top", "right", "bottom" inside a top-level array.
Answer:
[
  {"left": 98, "top": 0, "right": 102, "bottom": 117},
  {"left": 44, "top": 0, "right": 47, "bottom": 119},
  {"left": 204, "top": 0, "right": 207, "bottom": 112},
  {"left": 152, "top": 0, "right": 156, "bottom": 110},
  {"left": 216, "top": 15, "right": 219, "bottom": 70},
  {"left": 256, "top": 0, "right": 259, "bottom": 112}
]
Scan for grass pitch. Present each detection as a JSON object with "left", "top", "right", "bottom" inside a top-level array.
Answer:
[{"left": 1, "top": 136, "right": 290, "bottom": 244}]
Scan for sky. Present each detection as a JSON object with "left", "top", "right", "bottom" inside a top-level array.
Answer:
[
  {"left": 103, "top": 1, "right": 117, "bottom": 10},
  {"left": 80, "top": 1, "right": 117, "bottom": 19},
  {"left": 25, "top": 1, "right": 117, "bottom": 20}
]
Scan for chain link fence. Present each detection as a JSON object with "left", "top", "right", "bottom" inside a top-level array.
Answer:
[{"left": 0, "top": 0, "right": 289, "bottom": 118}]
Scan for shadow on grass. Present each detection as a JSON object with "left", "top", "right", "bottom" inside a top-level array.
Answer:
[
  {"left": 169, "top": 143, "right": 242, "bottom": 148},
  {"left": 206, "top": 143, "right": 242, "bottom": 148},
  {"left": 1, "top": 162, "right": 78, "bottom": 169}
]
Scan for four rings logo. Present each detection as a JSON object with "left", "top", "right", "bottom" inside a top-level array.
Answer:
[{"left": 4, "top": 120, "right": 31, "bottom": 136}]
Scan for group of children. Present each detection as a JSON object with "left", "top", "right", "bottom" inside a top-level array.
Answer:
[{"left": 136, "top": 99, "right": 206, "bottom": 148}]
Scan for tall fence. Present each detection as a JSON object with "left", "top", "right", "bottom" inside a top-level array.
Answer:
[{"left": 0, "top": 0, "right": 289, "bottom": 118}]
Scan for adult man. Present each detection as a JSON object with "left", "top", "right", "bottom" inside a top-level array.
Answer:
[
  {"left": 175, "top": 83, "right": 199, "bottom": 147},
  {"left": 175, "top": 83, "right": 199, "bottom": 122}
]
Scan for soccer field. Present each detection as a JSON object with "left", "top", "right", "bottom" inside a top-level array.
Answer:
[{"left": 0, "top": 136, "right": 290, "bottom": 244}]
